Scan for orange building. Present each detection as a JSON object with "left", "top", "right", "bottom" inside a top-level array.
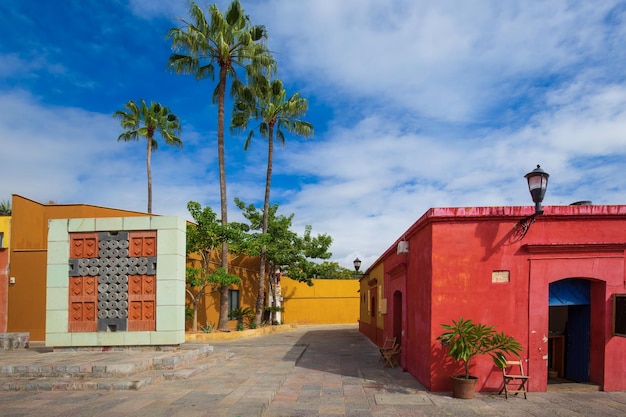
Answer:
[{"left": 6, "top": 195, "right": 148, "bottom": 340}]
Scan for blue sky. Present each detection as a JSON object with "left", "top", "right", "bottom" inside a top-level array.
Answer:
[{"left": 1, "top": 1, "right": 626, "bottom": 270}]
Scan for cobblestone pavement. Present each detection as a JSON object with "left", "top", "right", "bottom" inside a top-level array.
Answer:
[{"left": 1, "top": 324, "right": 626, "bottom": 416}]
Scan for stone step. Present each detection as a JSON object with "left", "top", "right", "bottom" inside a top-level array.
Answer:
[
  {"left": 0, "top": 350, "right": 234, "bottom": 391},
  {"left": 0, "top": 332, "right": 30, "bottom": 351},
  {"left": 0, "top": 344, "right": 215, "bottom": 378}
]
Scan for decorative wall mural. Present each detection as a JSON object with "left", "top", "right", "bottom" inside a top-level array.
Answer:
[{"left": 68, "top": 231, "right": 157, "bottom": 332}]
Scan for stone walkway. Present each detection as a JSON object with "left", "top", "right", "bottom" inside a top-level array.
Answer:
[{"left": 1, "top": 324, "right": 626, "bottom": 416}]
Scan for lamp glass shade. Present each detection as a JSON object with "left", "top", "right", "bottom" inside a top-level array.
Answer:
[
  {"left": 353, "top": 258, "right": 361, "bottom": 271},
  {"left": 525, "top": 165, "right": 549, "bottom": 204}
]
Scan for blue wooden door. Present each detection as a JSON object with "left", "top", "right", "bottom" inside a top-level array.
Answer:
[{"left": 565, "top": 304, "right": 590, "bottom": 382}]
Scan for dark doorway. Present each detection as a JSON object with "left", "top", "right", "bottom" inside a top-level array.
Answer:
[
  {"left": 548, "top": 279, "right": 590, "bottom": 383},
  {"left": 393, "top": 291, "right": 402, "bottom": 343}
]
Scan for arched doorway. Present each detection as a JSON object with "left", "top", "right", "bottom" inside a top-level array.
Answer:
[{"left": 548, "top": 278, "right": 590, "bottom": 383}]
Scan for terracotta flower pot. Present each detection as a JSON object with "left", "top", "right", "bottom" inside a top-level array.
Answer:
[{"left": 451, "top": 375, "right": 478, "bottom": 399}]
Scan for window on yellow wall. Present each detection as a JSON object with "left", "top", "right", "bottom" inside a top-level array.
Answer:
[{"left": 228, "top": 289, "right": 240, "bottom": 313}]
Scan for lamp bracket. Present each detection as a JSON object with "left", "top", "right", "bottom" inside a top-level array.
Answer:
[{"left": 513, "top": 213, "right": 539, "bottom": 240}]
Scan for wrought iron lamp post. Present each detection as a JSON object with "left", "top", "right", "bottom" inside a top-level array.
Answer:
[
  {"left": 524, "top": 164, "right": 550, "bottom": 215},
  {"left": 516, "top": 165, "right": 550, "bottom": 238},
  {"left": 353, "top": 257, "right": 361, "bottom": 278}
]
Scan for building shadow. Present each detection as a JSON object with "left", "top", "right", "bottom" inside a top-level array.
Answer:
[{"left": 283, "top": 325, "right": 428, "bottom": 394}]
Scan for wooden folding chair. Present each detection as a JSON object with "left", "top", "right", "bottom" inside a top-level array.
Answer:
[
  {"left": 498, "top": 360, "right": 530, "bottom": 399},
  {"left": 382, "top": 344, "right": 401, "bottom": 368},
  {"left": 378, "top": 337, "right": 397, "bottom": 361}
]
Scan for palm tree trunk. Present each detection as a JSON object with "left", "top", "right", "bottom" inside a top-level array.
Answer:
[
  {"left": 146, "top": 136, "right": 153, "bottom": 214},
  {"left": 255, "top": 123, "right": 274, "bottom": 325},
  {"left": 217, "top": 64, "right": 230, "bottom": 331}
]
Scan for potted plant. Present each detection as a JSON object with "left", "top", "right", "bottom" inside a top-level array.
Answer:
[{"left": 437, "top": 317, "right": 523, "bottom": 399}]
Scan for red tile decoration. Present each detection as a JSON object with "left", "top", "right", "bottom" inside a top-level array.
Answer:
[
  {"left": 70, "top": 233, "right": 98, "bottom": 258},
  {"left": 129, "top": 232, "right": 157, "bottom": 257},
  {"left": 127, "top": 274, "right": 156, "bottom": 331},
  {"left": 68, "top": 276, "right": 98, "bottom": 332}
]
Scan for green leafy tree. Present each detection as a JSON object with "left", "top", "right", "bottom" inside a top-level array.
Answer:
[
  {"left": 235, "top": 198, "right": 332, "bottom": 324},
  {"left": 309, "top": 261, "right": 356, "bottom": 279},
  {"left": 168, "top": 0, "right": 275, "bottom": 304},
  {"left": 0, "top": 199, "right": 11, "bottom": 216},
  {"left": 113, "top": 99, "right": 182, "bottom": 214},
  {"left": 232, "top": 76, "right": 313, "bottom": 324},
  {"left": 186, "top": 201, "right": 247, "bottom": 331}
]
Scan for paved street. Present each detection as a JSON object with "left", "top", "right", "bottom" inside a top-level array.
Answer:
[{"left": 1, "top": 324, "right": 626, "bottom": 416}]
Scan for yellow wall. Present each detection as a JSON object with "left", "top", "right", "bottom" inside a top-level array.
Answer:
[
  {"left": 370, "top": 262, "right": 386, "bottom": 329},
  {"left": 281, "top": 278, "right": 359, "bottom": 324},
  {"left": 359, "top": 276, "right": 370, "bottom": 323},
  {"left": 0, "top": 216, "right": 10, "bottom": 249},
  {"left": 359, "top": 262, "right": 385, "bottom": 328},
  {"left": 187, "top": 259, "right": 361, "bottom": 329}
]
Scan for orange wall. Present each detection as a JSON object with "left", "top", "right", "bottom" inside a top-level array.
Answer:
[{"left": 187, "top": 253, "right": 261, "bottom": 330}]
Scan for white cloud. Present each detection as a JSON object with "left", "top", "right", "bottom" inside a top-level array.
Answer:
[{"left": 251, "top": 0, "right": 619, "bottom": 122}]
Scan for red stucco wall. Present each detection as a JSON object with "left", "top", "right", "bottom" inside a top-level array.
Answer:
[
  {"left": 372, "top": 205, "right": 626, "bottom": 393},
  {"left": 0, "top": 249, "right": 8, "bottom": 333}
]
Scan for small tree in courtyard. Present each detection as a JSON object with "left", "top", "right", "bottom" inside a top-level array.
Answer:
[
  {"left": 235, "top": 198, "right": 332, "bottom": 324},
  {"left": 186, "top": 201, "right": 247, "bottom": 331}
]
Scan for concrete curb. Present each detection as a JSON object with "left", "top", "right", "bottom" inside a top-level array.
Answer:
[{"left": 185, "top": 323, "right": 297, "bottom": 342}]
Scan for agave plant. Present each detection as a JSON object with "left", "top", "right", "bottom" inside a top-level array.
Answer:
[{"left": 0, "top": 199, "right": 11, "bottom": 216}]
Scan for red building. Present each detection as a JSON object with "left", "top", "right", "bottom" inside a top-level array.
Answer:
[{"left": 360, "top": 204, "right": 626, "bottom": 392}]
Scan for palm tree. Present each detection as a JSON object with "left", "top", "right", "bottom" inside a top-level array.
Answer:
[
  {"left": 232, "top": 76, "right": 313, "bottom": 324},
  {"left": 168, "top": 0, "right": 275, "bottom": 330},
  {"left": 113, "top": 99, "right": 182, "bottom": 214}
]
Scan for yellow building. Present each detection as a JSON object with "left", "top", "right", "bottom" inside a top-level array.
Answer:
[
  {"left": 359, "top": 261, "right": 385, "bottom": 346},
  {"left": 280, "top": 278, "right": 359, "bottom": 324}
]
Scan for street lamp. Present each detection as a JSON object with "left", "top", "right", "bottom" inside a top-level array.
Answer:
[
  {"left": 516, "top": 164, "right": 550, "bottom": 239},
  {"left": 353, "top": 257, "right": 361, "bottom": 278},
  {"left": 524, "top": 164, "right": 550, "bottom": 215}
]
